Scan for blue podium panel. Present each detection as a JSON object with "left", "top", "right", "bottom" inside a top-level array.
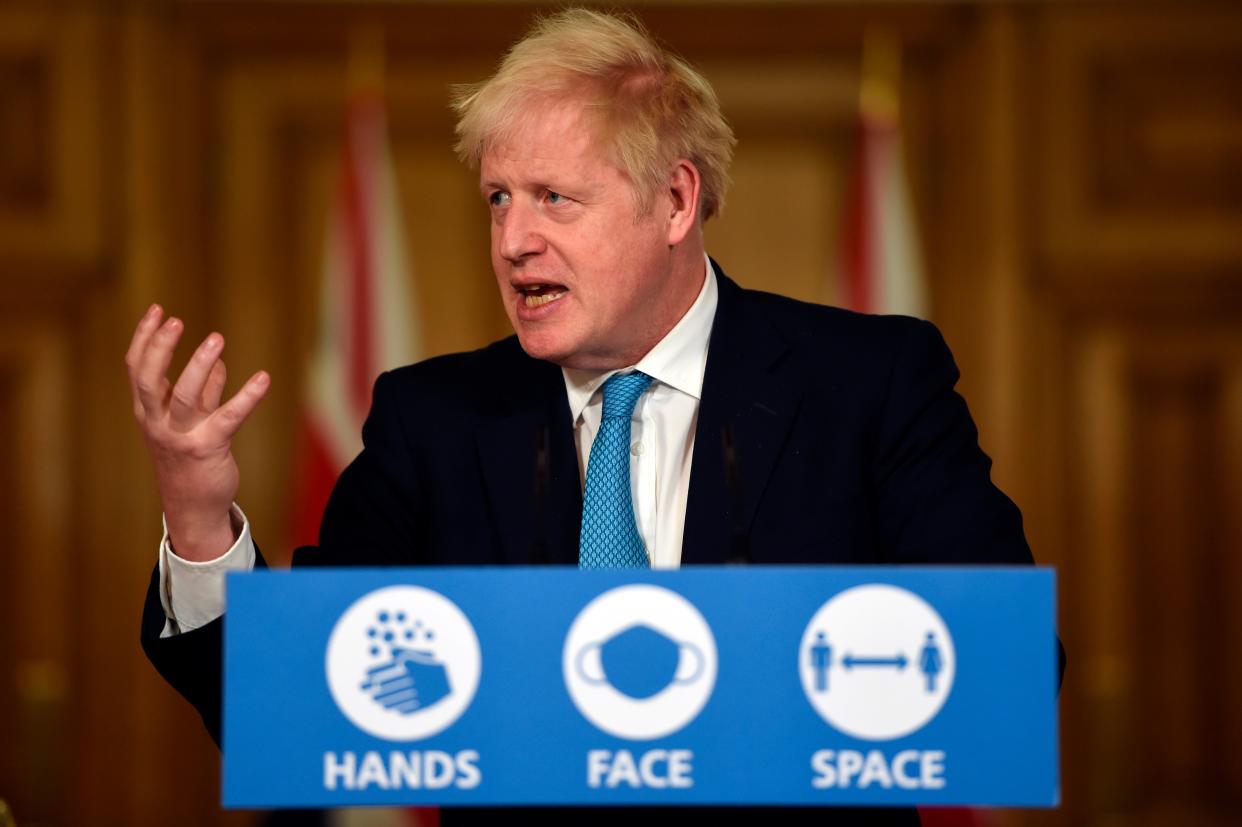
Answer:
[{"left": 223, "top": 567, "right": 1058, "bottom": 808}]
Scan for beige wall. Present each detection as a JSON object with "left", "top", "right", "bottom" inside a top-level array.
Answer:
[{"left": 1, "top": 1, "right": 1240, "bottom": 824}]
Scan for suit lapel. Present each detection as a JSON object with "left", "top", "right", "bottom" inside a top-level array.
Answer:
[
  {"left": 475, "top": 351, "right": 581, "bottom": 566},
  {"left": 682, "top": 268, "right": 803, "bottom": 565}
]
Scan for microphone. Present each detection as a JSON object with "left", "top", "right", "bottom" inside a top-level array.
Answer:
[
  {"left": 531, "top": 424, "right": 550, "bottom": 564},
  {"left": 722, "top": 424, "right": 751, "bottom": 565}
]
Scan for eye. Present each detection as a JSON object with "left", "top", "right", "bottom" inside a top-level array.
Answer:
[
  {"left": 488, "top": 190, "right": 510, "bottom": 207},
  {"left": 546, "top": 190, "right": 567, "bottom": 205}
]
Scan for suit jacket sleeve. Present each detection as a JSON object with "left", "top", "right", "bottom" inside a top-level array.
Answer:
[
  {"left": 872, "top": 319, "right": 1033, "bottom": 566},
  {"left": 870, "top": 319, "right": 1065, "bottom": 684}
]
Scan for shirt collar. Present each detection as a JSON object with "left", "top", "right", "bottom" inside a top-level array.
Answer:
[{"left": 562, "top": 252, "right": 718, "bottom": 423}]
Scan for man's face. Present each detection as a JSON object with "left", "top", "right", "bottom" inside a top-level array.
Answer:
[{"left": 479, "top": 100, "right": 678, "bottom": 370}]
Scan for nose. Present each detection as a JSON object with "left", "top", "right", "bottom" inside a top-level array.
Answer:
[{"left": 496, "top": 198, "right": 546, "bottom": 264}]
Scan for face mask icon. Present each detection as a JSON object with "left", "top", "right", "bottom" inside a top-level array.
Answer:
[{"left": 575, "top": 623, "right": 705, "bottom": 700}]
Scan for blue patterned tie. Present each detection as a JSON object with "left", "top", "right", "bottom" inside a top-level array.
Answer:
[{"left": 579, "top": 371, "right": 654, "bottom": 568}]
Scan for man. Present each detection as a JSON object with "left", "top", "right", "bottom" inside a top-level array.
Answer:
[{"left": 132, "top": 10, "right": 1045, "bottom": 825}]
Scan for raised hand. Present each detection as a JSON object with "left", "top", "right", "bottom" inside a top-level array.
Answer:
[{"left": 125, "top": 304, "right": 270, "bottom": 561}]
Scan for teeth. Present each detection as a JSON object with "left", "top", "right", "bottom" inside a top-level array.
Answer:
[{"left": 524, "top": 291, "right": 565, "bottom": 307}]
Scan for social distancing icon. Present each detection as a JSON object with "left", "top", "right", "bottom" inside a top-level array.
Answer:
[{"left": 799, "top": 584, "right": 955, "bottom": 740}]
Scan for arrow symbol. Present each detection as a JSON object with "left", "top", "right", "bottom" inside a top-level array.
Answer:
[{"left": 842, "top": 652, "right": 908, "bottom": 671}]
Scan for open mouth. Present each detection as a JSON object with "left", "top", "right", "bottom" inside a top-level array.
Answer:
[{"left": 517, "top": 283, "right": 568, "bottom": 307}]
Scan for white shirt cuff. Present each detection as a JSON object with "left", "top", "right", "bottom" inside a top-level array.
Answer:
[{"left": 157, "top": 504, "right": 256, "bottom": 638}]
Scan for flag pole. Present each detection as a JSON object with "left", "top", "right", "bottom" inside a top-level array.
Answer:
[
  {"left": 348, "top": 23, "right": 386, "bottom": 101},
  {"left": 860, "top": 27, "right": 900, "bottom": 128}
]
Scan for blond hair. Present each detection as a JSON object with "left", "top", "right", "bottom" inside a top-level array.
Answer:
[{"left": 451, "top": 8, "right": 736, "bottom": 220}]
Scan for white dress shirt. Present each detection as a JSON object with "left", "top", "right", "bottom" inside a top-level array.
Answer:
[
  {"left": 562, "top": 255, "right": 716, "bottom": 568},
  {"left": 158, "top": 255, "right": 718, "bottom": 636}
]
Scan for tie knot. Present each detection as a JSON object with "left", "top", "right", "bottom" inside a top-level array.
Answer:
[{"left": 601, "top": 371, "right": 653, "bottom": 420}]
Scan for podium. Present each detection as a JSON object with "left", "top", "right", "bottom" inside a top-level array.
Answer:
[{"left": 222, "top": 566, "right": 1059, "bottom": 808}]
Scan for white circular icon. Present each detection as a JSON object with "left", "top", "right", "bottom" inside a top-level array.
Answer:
[
  {"left": 325, "top": 585, "right": 481, "bottom": 741},
  {"left": 563, "top": 584, "right": 717, "bottom": 741},
  {"left": 800, "top": 584, "right": 955, "bottom": 740}
]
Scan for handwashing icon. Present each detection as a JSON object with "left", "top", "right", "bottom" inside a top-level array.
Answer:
[
  {"left": 360, "top": 647, "right": 453, "bottom": 715},
  {"left": 357, "top": 610, "right": 452, "bottom": 715},
  {"left": 326, "top": 586, "right": 481, "bottom": 741}
]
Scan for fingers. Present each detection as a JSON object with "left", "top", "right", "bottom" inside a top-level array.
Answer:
[
  {"left": 134, "top": 315, "right": 184, "bottom": 417},
  {"left": 126, "top": 304, "right": 163, "bottom": 407},
  {"left": 201, "top": 360, "right": 227, "bottom": 411},
  {"left": 126, "top": 304, "right": 163, "bottom": 371},
  {"left": 127, "top": 306, "right": 268, "bottom": 447},
  {"left": 209, "top": 371, "right": 270, "bottom": 440},
  {"left": 169, "top": 333, "right": 223, "bottom": 429}
]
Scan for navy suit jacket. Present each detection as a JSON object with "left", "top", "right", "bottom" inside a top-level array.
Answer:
[{"left": 142, "top": 266, "right": 1045, "bottom": 825}]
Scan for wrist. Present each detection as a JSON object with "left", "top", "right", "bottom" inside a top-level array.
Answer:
[{"left": 165, "top": 507, "right": 240, "bottom": 563}]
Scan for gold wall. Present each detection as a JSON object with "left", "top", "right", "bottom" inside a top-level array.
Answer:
[{"left": 1, "top": 1, "right": 1240, "bottom": 825}]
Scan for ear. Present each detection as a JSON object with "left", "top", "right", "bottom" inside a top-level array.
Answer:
[{"left": 665, "top": 159, "right": 702, "bottom": 246}]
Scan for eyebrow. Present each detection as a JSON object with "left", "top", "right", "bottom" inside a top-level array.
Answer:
[{"left": 478, "top": 177, "right": 599, "bottom": 200}]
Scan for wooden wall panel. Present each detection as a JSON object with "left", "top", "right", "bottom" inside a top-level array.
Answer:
[
  {"left": 0, "top": 6, "right": 104, "bottom": 267},
  {"left": 0, "top": 6, "right": 108, "bottom": 827},
  {"left": 1062, "top": 318, "right": 1242, "bottom": 826},
  {"left": 0, "top": 54, "right": 49, "bottom": 214},
  {"left": 0, "top": 319, "right": 74, "bottom": 826},
  {"left": 1039, "top": 5, "right": 1242, "bottom": 269},
  {"left": 704, "top": 56, "right": 857, "bottom": 305},
  {"left": 1036, "top": 4, "right": 1242, "bottom": 825},
  {"left": 1127, "top": 355, "right": 1219, "bottom": 799}
]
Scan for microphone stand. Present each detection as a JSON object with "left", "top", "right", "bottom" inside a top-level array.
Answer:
[
  {"left": 722, "top": 424, "right": 751, "bottom": 565},
  {"left": 531, "top": 424, "right": 550, "bottom": 565}
]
